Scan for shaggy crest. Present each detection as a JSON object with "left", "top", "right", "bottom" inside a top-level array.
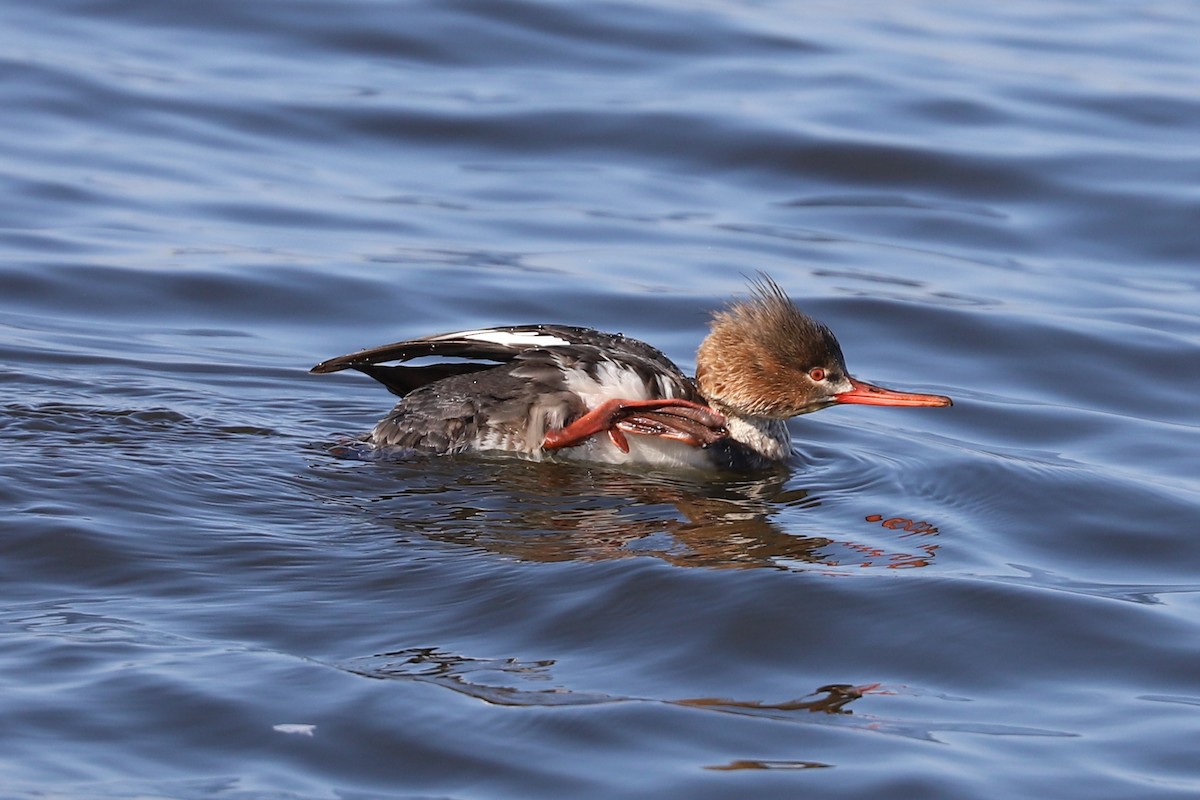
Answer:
[{"left": 696, "top": 277, "right": 850, "bottom": 418}]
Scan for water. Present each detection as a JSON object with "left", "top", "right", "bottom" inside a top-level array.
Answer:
[{"left": 3, "top": 1, "right": 1199, "bottom": 797}]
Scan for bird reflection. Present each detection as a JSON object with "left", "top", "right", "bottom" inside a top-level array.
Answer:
[
  {"left": 343, "top": 645, "right": 877, "bottom": 716},
  {"left": 338, "top": 645, "right": 1070, "bottom": 744},
  {"left": 676, "top": 682, "right": 881, "bottom": 715},
  {"left": 327, "top": 449, "right": 940, "bottom": 571}
]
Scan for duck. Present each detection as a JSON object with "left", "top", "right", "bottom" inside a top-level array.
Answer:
[{"left": 311, "top": 276, "right": 952, "bottom": 471}]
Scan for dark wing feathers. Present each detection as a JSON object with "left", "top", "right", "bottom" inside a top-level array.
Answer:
[
  {"left": 311, "top": 325, "right": 593, "bottom": 374},
  {"left": 311, "top": 325, "right": 693, "bottom": 400},
  {"left": 310, "top": 336, "right": 508, "bottom": 374},
  {"left": 352, "top": 362, "right": 495, "bottom": 399}
]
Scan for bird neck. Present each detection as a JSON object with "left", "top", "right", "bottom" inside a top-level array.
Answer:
[{"left": 720, "top": 411, "right": 792, "bottom": 463}]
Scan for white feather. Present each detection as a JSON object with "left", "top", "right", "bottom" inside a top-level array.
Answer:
[
  {"left": 449, "top": 329, "right": 573, "bottom": 348},
  {"left": 561, "top": 358, "right": 687, "bottom": 407},
  {"left": 554, "top": 434, "right": 717, "bottom": 468}
]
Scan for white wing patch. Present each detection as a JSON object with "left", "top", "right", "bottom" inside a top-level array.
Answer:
[
  {"left": 449, "top": 329, "right": 573, "bottom": 348},
  {"left": 562, "top": 358, "right": 686, "bottom": 406}
]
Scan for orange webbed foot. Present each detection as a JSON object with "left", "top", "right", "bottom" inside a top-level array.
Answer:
[{"left": 543, "top": 398, "right": 726, "bottom": 452}]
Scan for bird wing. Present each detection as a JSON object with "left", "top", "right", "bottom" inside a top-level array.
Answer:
[
  {"left": 310, "top": 324, "right": 694, "bottom": 401},
  {"left": 310, "top": 325, "right": 608, "bottom": 373}
]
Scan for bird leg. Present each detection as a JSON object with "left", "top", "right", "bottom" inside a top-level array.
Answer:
[
  {"left": 542, "top": 398, "right": 727, "bottom": 453},
  {"left": 614, "top": 409, "right": 730, "bottom": 450}
]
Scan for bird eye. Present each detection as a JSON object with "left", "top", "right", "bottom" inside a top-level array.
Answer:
[{"left": 808, "top": 367, "right": 826, "bottom": 382}]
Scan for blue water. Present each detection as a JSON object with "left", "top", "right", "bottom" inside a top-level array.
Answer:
[{"left": 3, "top": 1, "right": 1200, "bottom": 797}]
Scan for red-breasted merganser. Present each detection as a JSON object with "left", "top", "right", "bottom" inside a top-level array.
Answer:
[{"left": 311, "top": 277, "right": 952, "bottom": 471}]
